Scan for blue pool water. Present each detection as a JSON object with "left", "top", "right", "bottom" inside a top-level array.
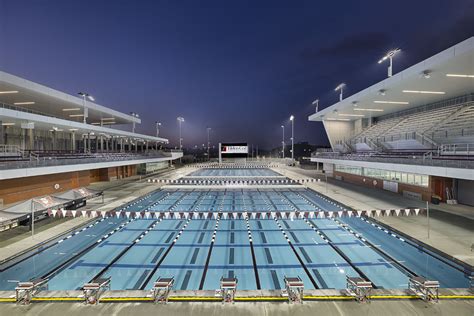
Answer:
[
  {"left": 188, "top": 168, "right": 281, "bottom": 177},
  {"left": 0, "top": 170, "right": 471, "bottom": 291}
]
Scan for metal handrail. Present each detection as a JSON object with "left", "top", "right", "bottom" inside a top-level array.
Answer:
[
  {"left": 311, "top": 151, "right": 474, "bottom": 169},
  {"left": 0, "top": 150, "right": 178, "bottom": 170}
]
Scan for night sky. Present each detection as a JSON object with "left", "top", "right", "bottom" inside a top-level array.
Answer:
[{"left": 1, "top": 0, "right": 473, "bottom": 149}]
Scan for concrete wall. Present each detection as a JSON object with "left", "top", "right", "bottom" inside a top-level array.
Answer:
[{"left": 322, "top": 120, "right": 353, "bottom": 150}]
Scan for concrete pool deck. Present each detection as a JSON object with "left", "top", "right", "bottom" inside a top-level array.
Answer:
[{"left": 0, "top": 289, "right": 473, "bottom": 316}]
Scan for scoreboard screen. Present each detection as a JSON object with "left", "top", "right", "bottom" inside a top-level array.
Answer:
[{"left": 220, "top": 142, "right": 248, "bottom": 158}]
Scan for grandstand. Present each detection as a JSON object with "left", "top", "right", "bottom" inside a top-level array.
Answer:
[
  {"left": 309, "top": 37, "right": 474, "bottom": 205},
  {"left": 0, "top": 71, "right": 183, "bottom": 207}
]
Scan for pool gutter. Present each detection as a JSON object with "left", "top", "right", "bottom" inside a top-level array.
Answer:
[{"left": 0, "top": 289, "right": 473, "bottom": 303}]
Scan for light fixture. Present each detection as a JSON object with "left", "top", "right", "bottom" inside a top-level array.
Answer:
[
  {"left": 421, "top": 70, "right": 431, "bottom": 79},
  {"left": 101, "top": 117, "right": 115, "bottom": 121},
  {"left": 290, "top": 115, "right": 294, "bottom": 121},
  {"left": 335, "top": 83, "right": 346, "bottom": 101},
  {"left": 338, "top": 113, "right": 364, "bottom": 117},
  {"left": 374, "top": 100, "right": 409, "bottom": 105},
  {"left": 62, "top": 108, "right": 81, "bottom": 111},
  {"left": 69, "top": 114, "right": 85, "bottom": 117},
  {"left": 1, "top": 122, "right": 15, "bottom": 126},
  {"left": 91, "top": 122, "right": 101, "bottom": 125},
  {"left": 352, "top": 101, "right": 358, "bottom": 107},
  {"left": 446, "top": 74, "right": 474, "bottom": 78},
  {"left": 378, "top": 89, "right": 386, "bottom": 96},
  {"left": 325, "top": 118, "right": 350, "bottom": 121},
  {"left": 378, "top": 48, "right": 401, "bottom": 77},
  {"left": 13, "top": 101, "right": 35, "bottom": 105},
  {"left": 312, "top": 99, "right": 319, "bottom": 112},
  {"left": 68, "top": 129, "right": 78, "bottom": 131},
  {"left": 402, "top": 90, "right": 445, "bottom": 95},
  {"left": 353, "top": 108, "right": 384, "bottom": 112},
  {"left": 78, "top": 92, "right": 95, "bottom": 101},
  {"left": 0, "top": 91, "right": 19, "bottom": 94}
]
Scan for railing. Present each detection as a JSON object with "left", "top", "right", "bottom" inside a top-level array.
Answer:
[
  {"left": 311, "top": 151, "right": 474, "bottom": 169},
  {"left": 439, "top": 143, "right": 474, "bottom": 156},
  {"left": 0, "top": 144, "right": 21, "bottom": 155},
  {"left": 0, "top": 150, "right": 177, "bottom": 170}
]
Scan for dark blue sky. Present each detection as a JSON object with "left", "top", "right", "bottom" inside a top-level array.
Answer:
[{"left": 1, "top": 0, "right": 473, "bottom": 149}]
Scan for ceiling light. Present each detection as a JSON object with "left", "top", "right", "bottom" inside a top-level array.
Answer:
[
  {"left": 446, "top": 74, "right": 474, "bottom": 78},
  {"left": 421, "top": 70, "right": 431, "bottom": 79},
  {"left": 352, "top": 101, "right": 358, "bottom": 107},
  {"left": 14, "top": 102, "right": 35, "bottom": 105},
  {"left": 91, "top": 122, "right": 101, "bottom": 125},
  {"left": 325, "top": 118, "right": 351, "bottom": 121},
  {"left": 374, "top": 100, "right": 409, "bottom": 105},
  {"left": 338, "top": 114, "right": 364, "bottom": 117},
  {"left": 402, "top": 90, "right": 445, "bottom": 95},
  {"left": 68, "top": 129, "right": 78, "bottom": 131},
  {"left": 353, "top": 108, "right": 384, "bottom": 112},
  {"left": 101, "top": 117, "right": 115, "bottom": 121},
  {"left": 378, "top": 89, "right": 386, "bottom": 96},
  {"left": 62, "top": 108, "right": 81, "bottom": 111},
  {"left": 0, "top": 91, "right": 19, "bottom": 94},
  {"left": 1, "top": 122, "right": 15, "bottom": 126},
  {"left": 69, "top": 114, "right": 85, "bottom": 117}
]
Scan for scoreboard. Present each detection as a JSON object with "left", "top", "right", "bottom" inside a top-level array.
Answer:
[{"left": 219, "top": 142, "right": 248, "bottom": 162}]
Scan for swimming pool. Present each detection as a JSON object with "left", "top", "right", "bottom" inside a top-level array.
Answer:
[
  {"left": 0, "top": 187, "right": 470, "bottom": 291},
  {"left": 188, "top": 168, "right": 281, "bottom": 177}
]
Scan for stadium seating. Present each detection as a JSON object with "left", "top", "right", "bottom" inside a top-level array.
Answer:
[{"left": 347, "top": 97, "right": 474, "bottom": 153}]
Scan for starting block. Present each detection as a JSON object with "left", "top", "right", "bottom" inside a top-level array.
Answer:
[
  {"left": 15, "top": 278, "right": 48, "bottom": 305},
  {"left": 346, "top": 276, "right": 372, "bottom": 302},
  {"left": 217, "top": 277, "right": 238, "bottom": 303},
  {"left": 408, "top": 276, "right": 439, "bottom": 302},
  {"left": 83, "top": 277, "right": 111, "bottom": 305},
  {"left": 281, "top": 276, "right": 304, "bottom": 304},
  {"left": 152, "top": 277, "right": 175, "bottom": 303}
]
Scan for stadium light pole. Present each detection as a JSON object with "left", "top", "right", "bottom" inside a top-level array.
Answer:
[
  {"left": 130, "top": 112, "right": 139, "bottom": 133},
  {"left": 312, "top": 99, "right": 319, "bottom": 113},
  {"left": 177, "top": 117, "right": 184, "bottom": 150},
  {"left": 281, "top": 125, "right": 285, "bottom": 159},
  {"left": 155, "top": 121, "right": 161, "bottom": 137},
  {"left": 290, "top": 115, "right": 294, "bottom": 162},
  {"left": 378, "top": 48, "right": 401, "bottom": 77},
  {"left": 207, "top": 127, "right": 211, "bottom": 161},
  {"left": 335, "top": 84, "right": 345, "bottom": 102},
  {"left": 78, "top": 92, "right": 94, "bottom": 124}
]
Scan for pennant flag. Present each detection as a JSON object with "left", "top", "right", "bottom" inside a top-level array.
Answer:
[
  {"left": 395, "top": 209, "right": 401, "bottom": 216},
  {"left": 51, "top": 209, "right": 58, "bottom": 217}
]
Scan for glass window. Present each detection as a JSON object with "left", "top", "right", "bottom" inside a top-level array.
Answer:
[
  {"left": 401, "top": 173, "right": 408, "bottom": 183},
  {"left": 421, "top": 175, "right": 429, "bottom": 187},
  {"left": 414, "top": 175, "right": 421, "bottom": 185}
]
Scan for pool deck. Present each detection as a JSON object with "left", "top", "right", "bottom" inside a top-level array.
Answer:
[
  {"left": 0, "top": 288, "right": 473, "bottom": 316},
  {"left": 275, "top": 166, "right": 474, "bottom": 266}
]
